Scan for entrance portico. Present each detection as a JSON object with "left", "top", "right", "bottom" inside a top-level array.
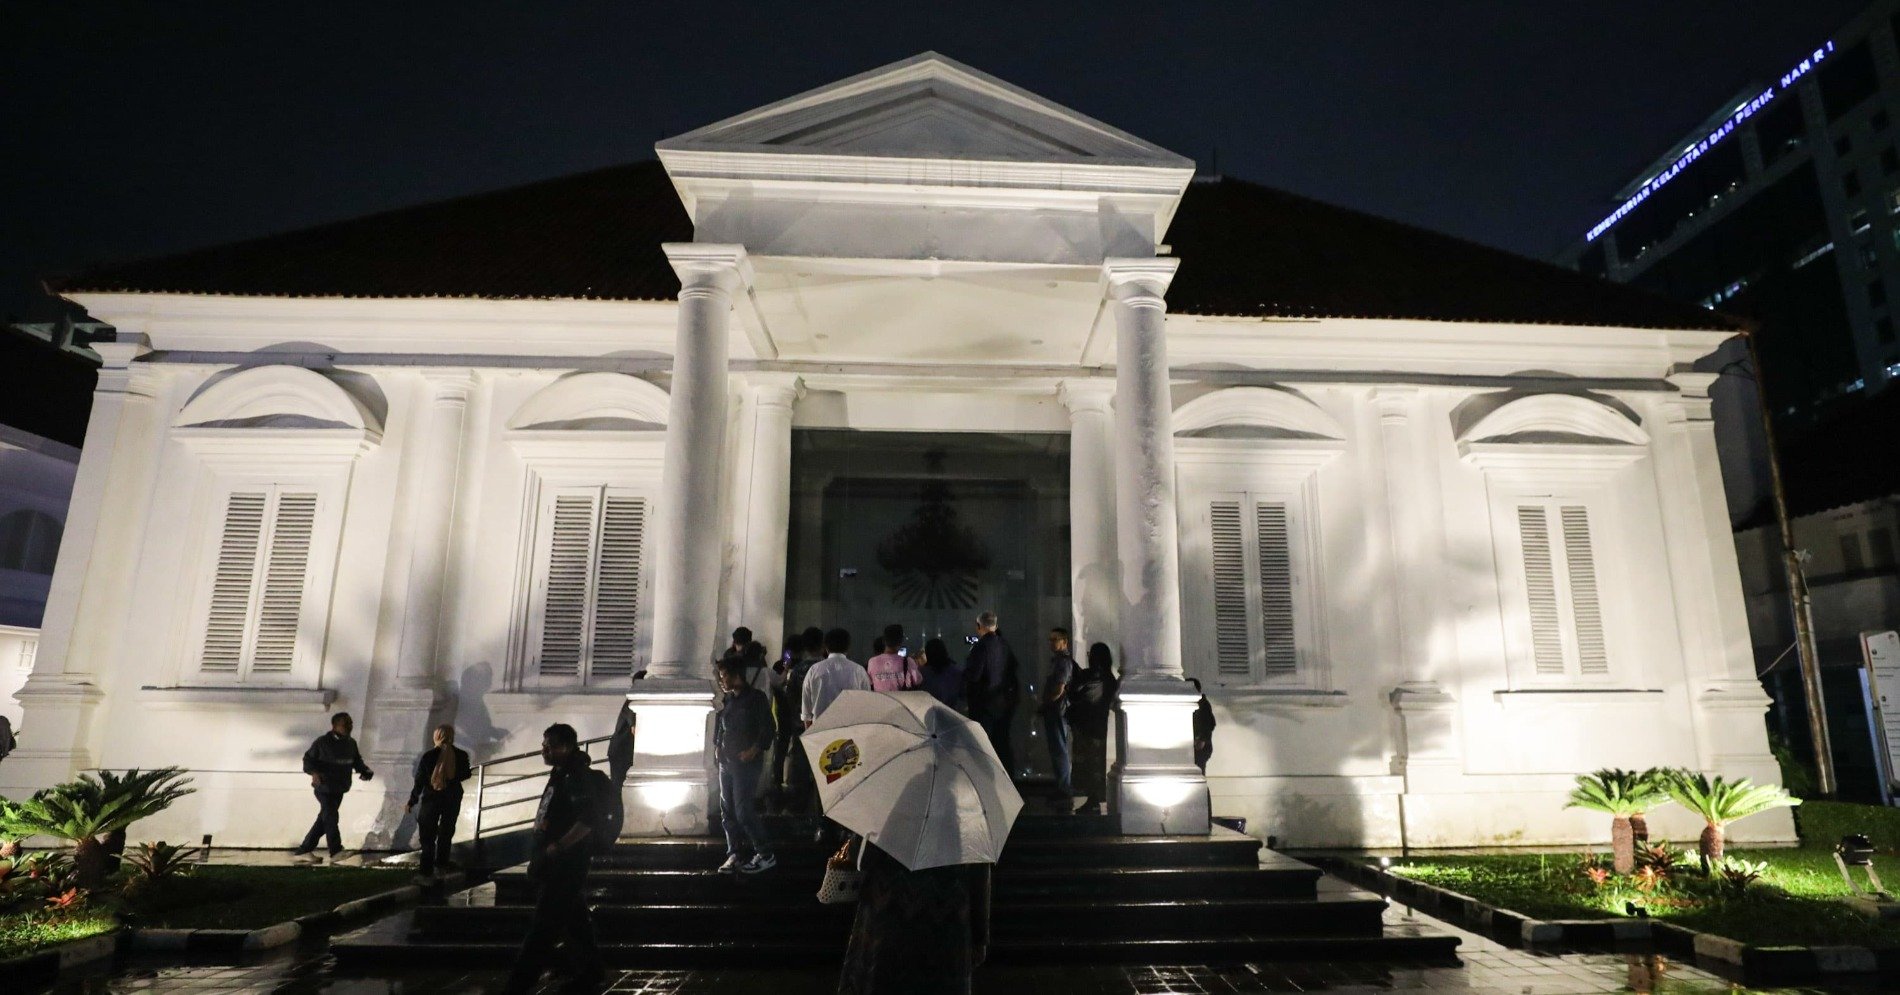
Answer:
[{"left": 617, "top": 53, "right": 1206, "bottom": 836}]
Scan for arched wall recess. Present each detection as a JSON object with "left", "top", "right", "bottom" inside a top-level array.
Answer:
[
  {"left": 1172, "top": 386, "right": 1346, "bottom": 440},
  {"left": 174, "top": 365, "right": 382, "bottom": 437},
  {"left": 1457, "top": 393, "right": 1648, "bottom": 447},
  {"left": 507, "top": 372, "right": 671, "bottom": 431}
]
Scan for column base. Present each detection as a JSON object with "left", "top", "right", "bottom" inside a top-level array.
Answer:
[
  {"left": 621, "top": 678, "right": 717, "bottom": 837},
  {"left": 3, "top": 675, "right": 104, "bottom": 792},
  {"left": 1114, "top": 676, "right": 1210, "bottom": 836}
]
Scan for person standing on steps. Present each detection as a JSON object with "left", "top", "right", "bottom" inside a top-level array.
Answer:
[
  {"left": 963, "top": 611, "right": 1020, "bottom": 778},
  {"left": 1189, "top": 677, "right": 1217, "bottom": 772},
  {"left": 404, "top": 723, "right": 471, "bottom": 883},
  {"left": 802, "top": 627, "right": 870, "bottom": 843},
  {"left": 838, "top": 837, "right": 992, "bottom": 995},
  {"left": 1069, "top": 643, "right": 1119, "bottom": 815},
  {"left": 713, "top": 656, "right": 778, "bottom": 875},
  {"left": 1040, "top": 628, "right": 1076, "bottom": 810},
  {"left": 916, "top": 637, "right": 964, "bottom": 712},
  {"left": 291, "top": 712, "right": 372, "bottom": 864},
  {"left": 867, "top": 623, "right": 922, "bottom": 692},
  {"left": 503, "top": 723, "right": 604, "bottom": 995}
]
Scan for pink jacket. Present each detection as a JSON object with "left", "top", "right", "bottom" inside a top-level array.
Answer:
[{"left": 867, "top": 652, "right": 922, "bottom": 692}]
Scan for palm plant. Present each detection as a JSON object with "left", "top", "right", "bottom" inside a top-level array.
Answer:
[
  {"left": 1567, "top": 768, "right": 1671, "bottom": 874},
  {"left": 0, "top": 768, "right": 193, "bottom": 890},
  {"left": 1660, "top": 770, "right": 1799, "bottom": 869}
]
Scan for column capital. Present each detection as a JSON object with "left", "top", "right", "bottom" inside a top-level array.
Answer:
[
  {"left": 663, "top": 243, "right": 752, "bottom": 296},
  {"left": 1102, "top": 257, "right": 1180, "bottom": 308},
  {"left": 1368, "top": 386, "right": 1418, "bottom": 424},
  {"left": 1665, "top": 372, "right": 1719, "bottom": 423},
  {"left": 94, "top": 338, "right": 156, "bottom": 397},
  {"left": 1057, "top": 378, "right": 1116, "bottom": 416},
  {"left": 745, "top": 372, "right": 806, "bottom": 410},
  {"left": 418, "top": 367, "right": 479, "bottom": 404}
]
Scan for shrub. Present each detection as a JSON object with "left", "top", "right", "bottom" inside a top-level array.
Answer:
[
  {"left": 0, "top": 768, "right": 194, "bottom": 891},
  {"left": 1714, "top": 857, "right": 1768, "bottom": 897},
  {"left": 1661, "top": 770, "right": 1800, "bottom": 869},
  {"left": 1567, "top": 769, "right": 1671, "bottom": 874},
  {"left": 123, "top": 841, "right": 194, "bottom": 898}
]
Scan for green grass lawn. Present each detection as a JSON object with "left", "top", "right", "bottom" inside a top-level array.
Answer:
[
  {"left": 0, "top": 863, "right": 406, "bottom": 957},
  {"left": 1386, "top": 801, "right": 1900, "bottom": 949}
]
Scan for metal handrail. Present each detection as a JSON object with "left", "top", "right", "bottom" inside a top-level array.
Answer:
[{"left": 471, "top": 734, "right": 613, "bottom": 841}]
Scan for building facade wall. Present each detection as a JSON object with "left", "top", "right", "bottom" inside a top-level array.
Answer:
[{"left": 0, "top": 295, "right": 1791, "bottom": 850}]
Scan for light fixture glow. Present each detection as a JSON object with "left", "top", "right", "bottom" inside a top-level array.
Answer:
[
  {"left": 637, "top": 781, "right": 692, "bottom": 812},
  {"left": 1131, "top": 777, "right": 1195, "bottom": 808}
]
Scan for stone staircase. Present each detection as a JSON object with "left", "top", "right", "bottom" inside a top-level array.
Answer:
[{"left": 332, "top": 819, "right": 1459, "bottom": 968}]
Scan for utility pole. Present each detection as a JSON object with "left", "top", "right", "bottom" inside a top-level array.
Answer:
[{"left": 1741, "top": 325, "right": 1835, "bottom": 796}]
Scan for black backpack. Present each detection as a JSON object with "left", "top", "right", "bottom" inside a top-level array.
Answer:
[
  {"left": 1069, "top": 668, "right": 1109, "bottom": 714},
  {"left": 584, "top": 767, "right": 622, "bottom": 855}
]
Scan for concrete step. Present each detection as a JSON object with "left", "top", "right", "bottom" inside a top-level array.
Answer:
[
  {"left": 592, "top": 827, "right": 1263, "bottom": 871},
  {"left": 331, "top": 912, "right": 1461, "bottom": 969},
  {"left": 414, "top": 890, "right": 1390, "bottom": 941}
]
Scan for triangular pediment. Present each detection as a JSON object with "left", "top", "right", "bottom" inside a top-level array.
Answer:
[{"left": 657, "top": 52, "right": 1191, "bottom": 168}]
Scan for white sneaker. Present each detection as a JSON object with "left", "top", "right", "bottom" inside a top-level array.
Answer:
[
  {"left": 717, "top": 854, "right": 744, "bottom": 874},
  {"left": 740, "top": 853, "right": 777, "bottom": 874},
  {"left": 325, "top": 850, "right": 352, "bottom": 866},
  {"left": 289, "top": 850, "right": 322, "bottom": 865}
]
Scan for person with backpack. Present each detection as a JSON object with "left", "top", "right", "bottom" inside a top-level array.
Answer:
[
  {"left": 867, "top": 623, "right": 922, "bottom": 692},
  {"left": 1070, "top": 642, "right": 1120, "bottom": 815},
  {"left": 775, "top": 627, "right": 825, "bottom": 814},
  {"left": 403, "top": 723, "right": 471, "bottom": 883},
  {"left": 714, "top": 656, "right": 777, "bottom": 874},
  {"left": 503, "top": 723, "right": 605, "bottom": 995}
]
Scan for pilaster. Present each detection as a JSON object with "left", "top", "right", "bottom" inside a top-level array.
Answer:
[{"left": 1058, "top": 378, "right": 1119, "bottom": 653}]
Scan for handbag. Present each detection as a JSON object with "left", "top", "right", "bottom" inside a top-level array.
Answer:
[{"left": 816, "top": 839, "right": 866, "bottom": 905}]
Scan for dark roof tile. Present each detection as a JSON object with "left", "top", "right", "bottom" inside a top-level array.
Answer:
[{"left": 56, "top": 161, "right": 1733, "bottom": 332}]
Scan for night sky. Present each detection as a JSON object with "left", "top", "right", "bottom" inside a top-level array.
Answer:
[{"left": 2, "top": 1, "right": 1873, "bottom": 322}]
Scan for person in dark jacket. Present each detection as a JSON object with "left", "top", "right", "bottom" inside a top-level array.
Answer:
[
  {"left": 404, "top": 723, "right": 471, "bottom": 881},
  {"left": 838, "top": 840, "right": 992, "bottom": 995},
  {"left": 714, "top": 656, "right": 777, "bottom": 874},
  {"left": 963, "top": 611, "right": 1020, "bottom": 776},
  {"left": 916, "top": 637, "right": 964, "bottom": 712},
  {"left": 503, "top": 723, "right": 603, "bottom": 995},
  {"left": 1189, "top": 678, "right": 1217, "bottom": 772},
  {"left": 1070, "top": 643, "right": 1120, "bottom": 814},
  {"left": 292, "top": 712, "right": 373, "bottom": 863}
]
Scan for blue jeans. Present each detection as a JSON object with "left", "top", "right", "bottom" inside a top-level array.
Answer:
[
  {"left": 719, "top": 760, "right": 769, "bottom": 858},
  {"left": 1042, "top": 710, "right": 1072, "bottom": 798},
  {"left": 297, "top": 790, "right": 344, "bottom": 854}
]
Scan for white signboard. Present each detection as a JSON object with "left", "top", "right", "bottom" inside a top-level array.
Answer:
[{"left": 1863, "top": 630, "right": 1900, "bottom": 791}]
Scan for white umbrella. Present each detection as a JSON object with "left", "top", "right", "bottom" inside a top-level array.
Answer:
[{"left": 800, "top": 689, "right": 1023, "bottom": 871}]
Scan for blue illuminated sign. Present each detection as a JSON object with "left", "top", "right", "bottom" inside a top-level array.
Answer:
[{"left": 1585, "top": 40, "right": 1836, "bottom": 243}]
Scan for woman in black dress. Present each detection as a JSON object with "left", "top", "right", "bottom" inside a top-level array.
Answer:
[
  {"left": 405, "top": 723, "right": 472, "bottom": 881},
  {"left": 838, "top": 840, "right": 991, "bottom": 994}
]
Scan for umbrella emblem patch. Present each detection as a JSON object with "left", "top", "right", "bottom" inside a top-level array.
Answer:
[{"left": 820, "top": 739, "right": 861, "bottom": 783}]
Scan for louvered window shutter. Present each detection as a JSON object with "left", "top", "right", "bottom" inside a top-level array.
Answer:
[
  {"left": 1208, "top": 501, "right": 1252, "bottom": 677},
  {"left": 198, "top": 488, "right": 320, "bottom": 680},
  {"left": 1560, "top": 506, "right": 1608, "bottom": 676},
  {"left": 1517, "top": 505, "right": 1567, "bottom": 676},
  {"left": 533, "top": 487, "right": 648, "bottom": 684},
  {"left": 201, "top": 492, "right": 268, "bottom": 675},
  {"left": 1255, "top": 502, "right": 1298, "bottom": 678},
  {"left": 588, "top": 495, "right": 646, "bottom": 680},
  {"left": 537, "top": 493, "right": 598, "bottom": 680}
]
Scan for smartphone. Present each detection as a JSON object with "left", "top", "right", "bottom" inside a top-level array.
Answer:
[{"left": 898, "top": 647, "right": 908, "bottom": 657}]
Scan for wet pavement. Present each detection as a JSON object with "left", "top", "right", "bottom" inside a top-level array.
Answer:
[{"left": 34, "top": 893, "right": 1894, "bottom": 994}]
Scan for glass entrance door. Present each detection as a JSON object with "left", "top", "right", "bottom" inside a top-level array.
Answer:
[{"left": 785, "top": 430, "right": 1070, "bottom": 780}]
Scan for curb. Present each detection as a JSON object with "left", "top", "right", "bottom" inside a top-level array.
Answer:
[
  {"left": 0, "top": 929, "right": 123, "bottom": 988},
  {"left": 126, "top": 878, "right": 436, "bottom": 956},
  {"left": 1317, "top": 856, "right": 1898, "bottom": 985}
]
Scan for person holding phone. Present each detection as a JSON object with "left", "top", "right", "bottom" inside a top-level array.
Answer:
[{"left": 867, "top": 623, "right": 922, "bottom": 692}]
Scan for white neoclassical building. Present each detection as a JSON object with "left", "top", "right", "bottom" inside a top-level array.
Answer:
[{"left": 4, "top": 54, "right": 1791, "bottom": 849}]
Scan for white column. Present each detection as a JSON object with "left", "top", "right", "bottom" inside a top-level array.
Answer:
[
  {"left": 737, "top": 375, "right": 803, "bottom": 653},
  {"left": 7, "top": 340, "right": 157, "bottom": 786},
  {"left": 1103, "top": 257, "right": 1208, "bottom": 835},
  {"left": 1059, "top": 379, "right": 1119, "bottom": 652},
  {"left": 623, "top": 243, "right": 748, "bottom": 836},
  {"left": 365, "top": 371, "right": 476, "bottom": 778}
]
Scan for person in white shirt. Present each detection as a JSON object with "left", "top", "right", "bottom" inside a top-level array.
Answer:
[{"left": 801, "top": 628, "right": 872, "bottom": 728}]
